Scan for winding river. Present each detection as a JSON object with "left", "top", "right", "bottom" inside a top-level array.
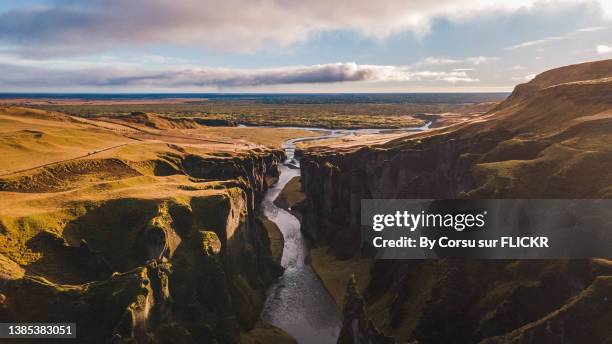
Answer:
[{"left": 259, "top": 123, "right": 431, "bottom": 343}]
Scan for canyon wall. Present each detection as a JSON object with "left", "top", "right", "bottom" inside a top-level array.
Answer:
[
  {"left": 301, "top": 59, "right": 612, "bottom": 343},
  {"left": 0, "top": 147, "right": 288, "bottom": 343}
]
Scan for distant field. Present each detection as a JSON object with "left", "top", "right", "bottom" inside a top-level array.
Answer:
[{"left": 13, "top": 93, "right": 508, "bottom": 129}]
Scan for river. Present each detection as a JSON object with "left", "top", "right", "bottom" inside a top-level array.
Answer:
[{"left": 259, "top": 123, "right": 431, "bottom": 343}]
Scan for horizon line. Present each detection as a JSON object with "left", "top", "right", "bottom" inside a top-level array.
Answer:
[{"left": 0, "top": 91, "right": 512, "bottom": 96}]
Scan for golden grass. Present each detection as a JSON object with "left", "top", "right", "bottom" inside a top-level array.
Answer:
[
  {"left": 0, "top": 106, "right": 317, "bottom": 176},
  {"left": 0, "top": 125, "right": 132, "bottom": 174},
  {"left": 0, "top": 106, "right": 315, "bottom": 283},
  {"left": 297, "top": 131, "right": 411, "bottom": 151},
  {"left": 185, "top": 126, "right": 321, "bottom": 148}
]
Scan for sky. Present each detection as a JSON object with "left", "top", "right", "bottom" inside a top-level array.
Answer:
[{"left": 1, "top": 0, "right": 612, "bottom": 93}]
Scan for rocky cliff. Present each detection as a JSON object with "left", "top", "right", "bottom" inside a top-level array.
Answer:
[
  {"left": 300, "top": 59, "right": 612, "bottom": 343},
  {"left": 0, "top": 113, "right": 289, "bottom": 343}
]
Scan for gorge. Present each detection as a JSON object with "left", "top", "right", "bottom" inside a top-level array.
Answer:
[{"left": 0, "top": 58, "right": 611, "bottom": 344}]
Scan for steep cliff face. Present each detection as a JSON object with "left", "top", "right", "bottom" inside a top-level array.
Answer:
[
  {"left": 300, "top": 59, "right": 612, "bottom": 343},
  {"left": 0, "top": 149, "right": 286, "bottom": 343},
  {"left": 336, "top": 276, "right": 395, "bottom": 344}
]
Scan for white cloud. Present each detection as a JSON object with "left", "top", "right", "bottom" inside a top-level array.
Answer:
[
  {"left": 511, "top": 73, "right": 536, "bottom": 81},
  {"left": 504, "top": 36, "right": 564, "bottom": 50},
  {"left": 0, "top": 52, "right": 191, "bottom": 70},
  {"left": 418, "top": 56, "right": 497, "bottom": 66},
  {"left": 466, "top": 56, "right": 498, "bottom": 65},
  {"left": 419, "top": 57, "right": 462, "bottom": 65},
  {"left": 440, "top": 76, "right": 479, "bottom": 83},
  {"left": 596, "top": 44, "right": 612, "bottom": 54},
  {"left": 576, "top": 26, "right": 607, "bottom": 32},
  {"left": 504, "top": 23, "right": 610, "bottom": 52}
]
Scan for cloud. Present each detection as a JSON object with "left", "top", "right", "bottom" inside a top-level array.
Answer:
[
  {"left": 0, "top": 62, "right": 480, "bottom": 89},
  {"left": 511, "top": 73, "right": 536, "bottom": 81},
  {"left": 596, "top": 44, "right": 612, "bottom": 54},
  {"left": 419, "top": 57, "right": 462, "bottom": 65},
  {"left": 417, "top": 56, "right": 497, "bottom": 66},
  {"left": 504, "top": 36, "right": 564, "bottom": 50},
  {"left": 576, "top": 26, "right": 607, "bottom": 32},
  {"left": 0, "top": 0, "right": 604, "bottom": 57},
  {"left": 466, "top": 56, "right": 498, "bottom": 65},
  {"left": 504, "top": 21, "right": 610, "bottom": 52}
]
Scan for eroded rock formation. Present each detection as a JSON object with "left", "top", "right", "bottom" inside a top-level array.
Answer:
[{"left": 0, "top": 147, "right": 287, "bottom": 343}]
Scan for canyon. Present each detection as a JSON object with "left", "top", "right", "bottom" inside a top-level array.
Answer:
[{"left": 0, "top": 58, "right": 611, "bottom": 344}]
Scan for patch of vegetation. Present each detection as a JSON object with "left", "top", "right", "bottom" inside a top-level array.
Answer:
[{"left": 32, "top": 99, "right": 495, "bottom": 129}]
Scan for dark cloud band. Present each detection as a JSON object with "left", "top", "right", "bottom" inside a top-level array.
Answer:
[{"left": 0, "top": 62, "right": 479, "bottom": 88}]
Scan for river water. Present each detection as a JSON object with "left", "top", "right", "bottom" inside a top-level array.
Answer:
[
  {"left": 259, "top": 123, "right": 431, "bottom": 343},
  {"left": 259, "top": 132, "right": 341, "bottom": 343}
]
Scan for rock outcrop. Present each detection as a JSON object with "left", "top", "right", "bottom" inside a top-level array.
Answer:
[
  {"left": 0, "top": 145, "right": 286, "bottom": 343},
  {"left": 337, "top": 275, "right": 395, "bottom": 344},
  {"left": 300, "top": 59, "right": 612, "bottom": 343}
]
